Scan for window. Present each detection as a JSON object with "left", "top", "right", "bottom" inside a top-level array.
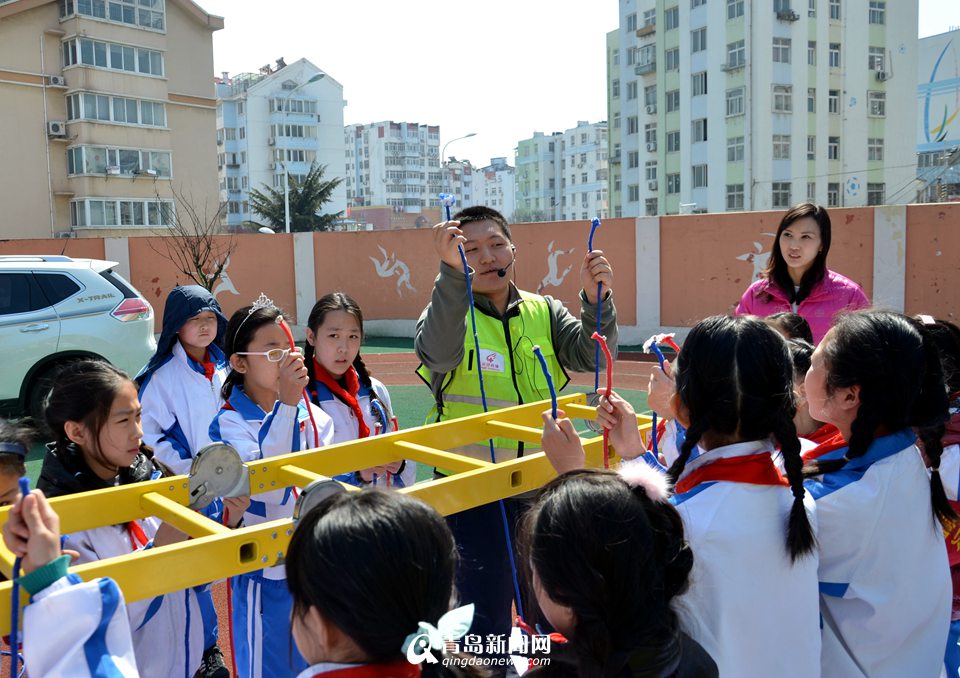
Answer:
[
  {"left": 774, "top": 0, "right": 791, "bottom": 10},
  {"left": 0, "top": 274, "right": 51, "bottom": 315},
  {"left": 645, "top": 161, "right": 658, "bottom": 182},
  {"left": 66, "top": 92, "right": 166, "bottom": 127},
  {"left": 807, "top": 88, "right": 816, "bottom": 113},
  {"left": 665, "top": 6, "right": 680, "bottom": 29},
  {"left": 628, "top": 151, "right": 640, "bottom": 169},
  {"left": 829, "top": 43, "right": 841, "bottom": 68},
  {"left": 868, "top": 47, "right": 885, "bottom": 71},
  {"left": 644, "top": 85, "right": 657, "bottom": 107},
  {"left": 666, "top": 89, "right": 680, "bottom": 112},
  {"left": 868, "top": 1, "right": 885, "bottom": 24},
  {"left": 645, "top": 123, "right": 658, "bottom": 145},
  {"left": 628, "top": 184, "right": 640, "bottom": 202},
  {"left": 828, "top": 136, "right": 840, "bottom": 160},
  {"left": 807, "top": 135, "right": 816, "bottom": 160},
  {"left": 807, "top": 182, "right": 816, "bottom": 201},
  {"left": 692, "top": 164, "right": 708, "bottom": 188},
  {"left": 645, "top": 198, "right": 658, "bottom": 216},
  {"left": 773, "top": 85, "right": 793, "bottom": 112},
  {"left": 667, "top": 173, "right": 681, "bottom": 194},
  {"left": 67, "top": 145, "right": 172, "bottom": 177},
  {"left": 627, "top": 116, "right": 639, "bottom": 134},
  {"left": 828, "top": 89, "right": 839, "bottom": 113},
  {"left": 829, "top": 0, "right": 840, "bottom": 19},
  {"left": 60, "top": 0, "right": 165, "bottom": 30},
  {"left": 809, "top": 0, "right": 816, "bottom": 16},
  {"left": 665, "top": 48, "right": 680, "bottom": 70},
  {"left": 71, "top": 198, "right": 174, "bottom": 229},
  {"left": 692, "top": 0, "right": 705, "bottom": 6},
  {"left": 643, "top": 9, "right": 656, "bottom": 26},
  {"left": 691, "top": 28, "right": 707, "bottom": 53},
  {"left": 667, "top": 131, "right": 681, "bottom": 152},
  {"left": 692, "top": 119, "right": 707, "bottom": 142},
  {"left": 692, "top": 71, "right": 707, "bottom": 96},
  {"left": 868, "top": 137, "right": 884, "bottom": 161},
  {"left": 727, "top": 184, "right": 745, "bottom": 210},
  {"left": 613, "top": 112, "right": 621, "bottom": 129},
  {"left": 727, "top": 0, "right": 744, "bottom": 19},
  {"left": 827, "top": 182, "right": 840, "bottom": 206},
  {"left": 772, "top": 182, "right": 792, "bottom": 208},
  {"left": 867, "top": 91, "right": 885, "bottom": 117},
  {"left": 808, "top": 41, "right": 816, "bottom": 66},
  {"left": 727, "top": 40, "right": 746, "bottom": 68},
  {"left": 773, "top": 135, "right": 791, "bottom": 159},
  {"left": 63, "top": 38, "right": 164, "bottom": 76},
  {"left": 727, "top": 136, "right": 744, "bottom": 161},
  {"left": 773, "top": 38, "right": 792, "bottom": 64},
  {"left": 612, "top": 79, "right": 620, "bottom": 98},
  {"left": 626, "top": 12, "right": 637, "bottom": 31},
  {"left": 867, "top": 182, "right": 885, "bottom": 205},
  {"left": 626, "top": 82, "right": 638, "bottom": 101},
  {"left": 726, "top": 87, "right": 745, "bottom": 116},
  {"left": 627, "top": 47, "right": 637, "bottom": 66}
]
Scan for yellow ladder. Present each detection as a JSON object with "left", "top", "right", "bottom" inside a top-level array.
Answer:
[{"left": 0, "top": 394, "right": 651, "bottom": 633}]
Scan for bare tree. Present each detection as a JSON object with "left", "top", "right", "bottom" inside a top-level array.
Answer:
[{"left": 150, "top": 186, "right": 237, "bottom": 292}]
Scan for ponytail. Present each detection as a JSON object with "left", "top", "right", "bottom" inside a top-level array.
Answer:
[
  {"left": 914, "top": 320, "right": 955, "bottom": 523},
  {"left": 772, "top": 411, "right": 817, "bottom": 560}
]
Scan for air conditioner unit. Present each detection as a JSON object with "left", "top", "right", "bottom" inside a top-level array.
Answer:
[
  {"left": 54, "top": 231, "right": 77, "bottom": 239},
  {"left": 648, "top": 180, "right": 658, "bottom": 190},
  {"left": 47, "top": 75, "right": 66, "bottom": 87},
  {"left": 268, "top": 137, "right": 276, "bottom": 146},
  {"left": 269, "top": 162, "right": 277, "bottom": 170},
  {"left": 645, "top": 104, "right": 657, "bottom": 114},
  {"left": 875, "top": 71, "right": 889, "bottom": 82},
  {"left": 645, "top": 141, "right": 657, "bottom": 152},
  {"left": 47, "top": 120, "right": 66, "bottom": 137}
]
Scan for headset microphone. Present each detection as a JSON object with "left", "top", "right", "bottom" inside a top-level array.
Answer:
[{"left": 496, "top": 248, "right": 517, "bottom": 278}]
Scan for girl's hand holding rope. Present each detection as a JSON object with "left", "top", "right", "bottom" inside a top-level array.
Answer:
[
  {"left": 646, "top": 358, "right": 677, "bottom": 419},
  {"left": 596, "top": 389, "right": 645, "bottom": 460},
  {"left": 2, "top": 490, "right": 64, "bottom": 575},
  {"left": 540, "top": 409, "right": 585, "bottom": 474}
]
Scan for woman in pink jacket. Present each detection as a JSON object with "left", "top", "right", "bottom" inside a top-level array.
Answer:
[{"left": 736, "top": 203, "right": 870, "bottom": 342}]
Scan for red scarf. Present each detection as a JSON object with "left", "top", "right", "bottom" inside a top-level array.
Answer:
[
  {"left": 314, "top": 360, "right": 369, "bottom": 438},
  {"left": 801, "top": 430, "right": 848, "bottom": 463},
  {"left": 201, "top": 348, "right": 216, "bottom": 382},
  {"left": 675, "top": 453, "right": 788, "bottom": 494},
  {"left": 127, "top": 521, "right": 149, "bottom": 551},
  {"left": 302, "top": 660, "right": 420, "bottom": 677},
  {"left": 805, "top": 423, "right": 840, "bottom": 446}
]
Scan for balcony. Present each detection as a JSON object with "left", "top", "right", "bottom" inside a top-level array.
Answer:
[
  {"left": 637, "top": 23, "right": 655, "bottom": 37},
  {"left": 776, "top": 8, "right": 799, "bottom": 21},
  {"left": 635, "top": 60, "right": 656, "bottom": 75}
]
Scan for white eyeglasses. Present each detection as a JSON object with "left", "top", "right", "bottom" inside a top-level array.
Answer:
[{"left": 237, "top": 348, "right": 290, "bottom": 363}]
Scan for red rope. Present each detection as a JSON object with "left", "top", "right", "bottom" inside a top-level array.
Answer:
[
  {"left": 222, "top": 507, "right": 239, "bottom": 678},
  {"left": 278, "top": 317, "right": 320, "bottom": 448},
  {"left": 591, "top": 332, "right": 614, "bottom": 469}
]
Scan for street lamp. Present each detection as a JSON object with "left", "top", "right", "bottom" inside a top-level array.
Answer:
[
  {"left": 440, "top": 132, "right": 477, "bottom": 197},
  {"left": 282, "top": 72, "right": 326, "bottom": 233}
]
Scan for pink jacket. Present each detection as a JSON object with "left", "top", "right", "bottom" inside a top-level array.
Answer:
[{"left": 735, "top": 269, "right": 870, "bottom": 343}]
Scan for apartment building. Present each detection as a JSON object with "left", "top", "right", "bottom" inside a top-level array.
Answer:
[
  {"left": 215, "top": 58, "right": 346, "bottom": 229},
  {"left": 344, "top": 121, "right": 441, "bottom": 214},
  {"left": 611, "top": 0, "right": 917, "bottom": 216},
  {"left": 515, "top": 121, "right": 609, "bottom": 222},
  {"left": 474, "top": 157, "right": 516, "bottom": 221},
  {"left": 916, "top": 29, "right": 960, "bottom": 203},
  {"left": 0, "top": 0, "right": 223, "bottom": 238}
]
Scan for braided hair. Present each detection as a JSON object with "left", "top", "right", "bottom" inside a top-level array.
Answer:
[
  {"left": 667, "top": 315, "right": 816, "bottom": 562},
  {"left": 522, "top": 469, "right": 693, "bottom": 677},
  {"left": 303, "top": 292, "right": 374, "bottom": 391},
  {"left": 803, "top": 311, "right": 955, "bottom": 523}
]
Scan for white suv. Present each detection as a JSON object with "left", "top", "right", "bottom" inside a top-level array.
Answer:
[{"left": 0, "top": 256, "right": 156, "bottom": 422}]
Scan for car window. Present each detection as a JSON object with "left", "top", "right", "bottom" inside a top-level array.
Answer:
[
  {"left": 0, "top": 273, "right": 51, "bottom": 316},
  {"left": 35, "top": 273, "right": 81, "bottom": 306}
]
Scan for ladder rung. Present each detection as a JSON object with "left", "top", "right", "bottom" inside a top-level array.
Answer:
[
  {"left": 279, "top": 464, "right": 325, "bottom": 488},
  {"left": 393, "top": 441, "right": 490, "bottom": 473},
  {"left": 485, "top": 420, "right": 544, "bottom": 445},
  {"left": 139, "top": 492, "right": 230, "bottom": 537},
  {"left": 562, "top": 403, "right": 599, "bottom": 419}
]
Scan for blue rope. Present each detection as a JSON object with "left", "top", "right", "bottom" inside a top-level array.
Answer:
[
  {"left": 532, "top": 346, "right": 558, "bottom": 420},
  {"left": 646, "top": 342, "right": 667, "bottom": 462},
  {"left": 588, "top": 218, "right": 602, "bottom": 392},
  {"left": 9, "top": 477, "right": 30, "bottom": 678},
  {"left": 370, "top": 399, "right": 388, "bottom": 434},
  {"left": 455, "top": 236, "right": 526, "bottom": 622}
]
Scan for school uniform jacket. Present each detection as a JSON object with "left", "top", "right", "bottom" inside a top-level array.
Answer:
[
  {"left": 803, "top": 429, "right": 951, "bottom": 678},
  {"left": 209, "top": 386, "right": 335, "bottom": 579},
  {"left": 670, "top": 440, "right": 821, "bottom": 678},
  {"left": 139, "top": 341, "right": 229, "bottom": 476},
  {"left": 36, "top": 446, "right": 204, "bottom": 678},
  {"left": 309, "top": 376, "right": 416, "bottom": 487}
]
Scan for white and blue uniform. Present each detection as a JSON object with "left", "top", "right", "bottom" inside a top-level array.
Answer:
[
  {"left": 310, "top": 376, "right": 416, "bottom": 488},
  {"left": 209, "top": 386, "right": 335, "bottom": 678},
  {"left": 670, "top": 440, "right": 822, "bottom": 678},
  {"left": 804, "top": 429, "right": 951, "bottom": 678},
  {"left": 139, "top": 341, "right": 228, "bottom": 477}
]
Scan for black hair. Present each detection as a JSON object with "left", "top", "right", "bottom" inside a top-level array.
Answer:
[
  {"left": 786, "top": 338, "right": 815, "bottom": 381},
  {"left": 0, "top": 419, "right": 31, "bottom": 477},
  {"left": 916, "top": 316, "right": 960, "bottom": 396},
  {"left": 221, "top": 303, "right": 284, "bottom": 401},
  {"left": 303, "top": 292, "right": 373, "bottom": 390},
  {"left": 803, "top": 311, "right": 955, "bottom": 522},
  {"left": 762, "top": 203, "right": 832, "bottom": 305},
  {"left": 285, "top": 490, "right": 483, "bottom": 678},
  {"left": 766, "top": 312, "right": 814, "bottom": 344},
  {"left": 452, "top": 205, "right": 512, "bottom": 241},
  {"left": 668, "top": 315, "right": 816, "bottom": 562},
  {"left": 522, "top": 469, "right": 692, "bottom": 677},
  {"left": 45, "top": 359, "right": 134, "bottom": 470}
]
